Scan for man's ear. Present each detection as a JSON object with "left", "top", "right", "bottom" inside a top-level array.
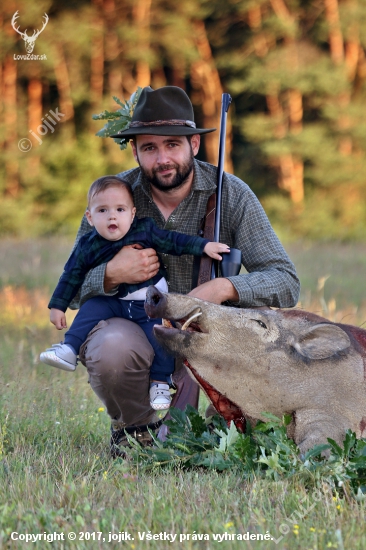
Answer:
[
  {"left": 190, "top": 134, "right": 200, "bottom": 156},
  {"left": 130, "top": 140, "right": 138, "bottom": 163},
  {"left": 85, "top": 209, "right": 94, "bottom": 227}
]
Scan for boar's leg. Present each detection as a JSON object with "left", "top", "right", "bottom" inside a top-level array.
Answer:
[{"left": 294, "top": 410, "right": 347, "bottom": 457}]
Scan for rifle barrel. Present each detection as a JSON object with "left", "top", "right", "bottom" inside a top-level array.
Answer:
[{"left": 212, "top": 93, "right": 232, "bottom": 279}]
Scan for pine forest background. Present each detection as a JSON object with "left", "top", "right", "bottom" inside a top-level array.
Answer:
[{"left": 2, "top": 0, "right": 366, "bottom": 242}]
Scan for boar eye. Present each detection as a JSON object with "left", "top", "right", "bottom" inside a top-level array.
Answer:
[{"left": 252, "top": 319, "right": 267, "bottom": 329}]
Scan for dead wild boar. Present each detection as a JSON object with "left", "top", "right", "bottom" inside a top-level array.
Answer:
[{"left": 145, "top": 286, "right": 366, "bottom": 454}]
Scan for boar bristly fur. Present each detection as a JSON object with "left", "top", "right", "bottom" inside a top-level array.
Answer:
[{"left": 145, "top": 286, "right": 366, "bottom": 454}]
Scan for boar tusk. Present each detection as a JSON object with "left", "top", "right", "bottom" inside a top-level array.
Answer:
[
  {"left": 181, "top": 309, "right": 202, "bottom": 331},
  {"left": 162, "top": 318, "right": 173, "bottom": 328}
]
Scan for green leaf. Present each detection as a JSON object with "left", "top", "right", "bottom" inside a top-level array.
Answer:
[
  {"left": 168, "top": 407, "right": 190, "bottom": 430},
  {"left": 185, "top": 404, "right": 207, "bottom": 437},
  {"left": 92, "top": 110, "right": 127, "bottom": 120},
  {"left": 92, "top": 88, "right": 143, "bottom": 149},
  {"left": 112, "top": 96, "right": 127, "bottom": 109},
  {"left": 327, "top": 438, "right": 344, "bottom": 458},
  {"left": 343, "top": 430, "right": 357, "bottom": 456},
  {"left": 304, "top": 444, "right": 331, "bottom": 460}
]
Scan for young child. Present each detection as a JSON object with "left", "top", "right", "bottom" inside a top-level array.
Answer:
[{"left": 40, "top": 176, "right": 229, "bottom": 411}]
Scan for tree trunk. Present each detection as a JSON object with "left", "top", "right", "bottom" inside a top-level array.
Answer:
[
  {"left": 247, "top": 5, "right": 268, "bottom": 57},
  {"left": 247, "top": 4, "right": 261, "bottom": 28},
  {"left": 3, "top": 56, "right": 19, "bottom": 197},
  {"left": 27, "top": 77, "right": 42, "bottom": 173},
  {"left": 28, "top": 79, "right": 43, "bottom": 136},
  {"left": 266, "top": 92, "right": 286, "bottom": 138},
  {"left": 266, "top": 89, "right": 304, "bottom": 201},
  {"left": 324, "top": 0, "right": 344, "bottom": 64},
  {"left": 104, "top": 0, "right": 123, "bottom": 102},
  {"left": 190, "top": 20, "right": 233, "bottom": 172},
  {"left": 345, "top": 39, "right": 359, "bottom": 82},
  {"left": 287, "top": 88, "right": 302, "bottom": 134},
  {"left": 278, "top": 154, "right": 304, "bottom": 203},
  {"left": 353, "top": 46, "right": 366, "bottom": 97},
  {"left": 52, "top": 45, "right": 75, "bottom": 123},
  {"left": 90, "top": 0, "right": 104, "bottom": 107},
  {"left": 132, "top": 0, "right": 152, "bottom": 88},
  {"left": 269, "top": 0, "right": 292, "bottom": 20},
  {"left": 0, "top": 14, "right": 3, "bottom": 149},
  {"left": 265, "top": 0, "right": 305, "bottom": 204}
]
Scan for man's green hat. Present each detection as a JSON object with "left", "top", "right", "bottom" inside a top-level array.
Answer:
[{"left": 109, "top": 86, "right": 216, "bottom": 139}]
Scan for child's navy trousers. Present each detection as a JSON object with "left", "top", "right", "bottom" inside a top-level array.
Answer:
[{"left": 64, "top": 295, "right": 174, "bottom": 382}]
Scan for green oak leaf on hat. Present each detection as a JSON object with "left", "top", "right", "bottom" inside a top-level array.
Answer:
[{"left": 92, "top": 87, "right": 143, "bottom": 150}]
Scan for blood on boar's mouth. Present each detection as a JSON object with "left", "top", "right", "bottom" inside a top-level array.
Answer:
[{"left": 162, "top": 307, "right": 206, "bottom": 333}]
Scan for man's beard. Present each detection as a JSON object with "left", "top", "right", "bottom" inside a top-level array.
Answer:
[{"left": 138, "top": 149, "right": 195, "bottom": 192}]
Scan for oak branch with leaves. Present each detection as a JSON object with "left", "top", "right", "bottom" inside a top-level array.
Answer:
[{"left": 92, "top": 88, "right": 142, "bottom": 150}]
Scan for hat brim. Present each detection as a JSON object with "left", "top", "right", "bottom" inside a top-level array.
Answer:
[{"left": 110, "top": 126, "right": 216, "bottom": 139}]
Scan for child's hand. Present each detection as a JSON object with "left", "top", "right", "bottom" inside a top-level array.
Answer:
[
  {"left": 50, "top": 308, "right": 67, "bottom": 330},
  {"left": 203, "top": 242, "right": 230, "bottom": 261}
]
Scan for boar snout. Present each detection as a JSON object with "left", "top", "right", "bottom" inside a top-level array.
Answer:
[{"left": 145, "top": 286, "right": 167, "bottom": 318}]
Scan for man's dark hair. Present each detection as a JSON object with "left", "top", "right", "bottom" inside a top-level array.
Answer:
[{"left": 87, "top": 176, "right": 134, "bottom": 206}]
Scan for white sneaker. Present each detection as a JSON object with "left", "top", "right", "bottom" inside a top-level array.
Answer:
[
  {"left": 40, "top": 343, "right": 77, "bottom": 372},
  {"left": 149, "top": 383, "right": 171, "bottom": 410}
]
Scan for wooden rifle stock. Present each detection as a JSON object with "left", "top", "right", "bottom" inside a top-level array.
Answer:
[{"left": 197, "top": 192, "right": 216, "bottom": 286}]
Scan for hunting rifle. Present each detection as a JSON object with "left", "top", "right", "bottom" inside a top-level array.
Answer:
[{"left": 196, "top": 93, "right": 242, "bottom": 287}]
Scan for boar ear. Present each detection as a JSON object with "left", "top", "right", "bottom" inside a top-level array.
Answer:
[{"left": 292, "top": 323, "right": 351, "bottom": 360}]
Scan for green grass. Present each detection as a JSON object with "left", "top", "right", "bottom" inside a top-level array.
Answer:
[
  {"left": 0, "top": 238, "right": 73, "bottom": 292},
  {"left": 286, "top": 241, "right": 366, "bottom": 312},
  {"left": 1, "top": 240, "right": 366, "bottom": 549}
]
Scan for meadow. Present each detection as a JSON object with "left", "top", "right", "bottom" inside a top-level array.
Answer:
[{"left": 1, "top": 238, "right": 366, "bottom": 550}]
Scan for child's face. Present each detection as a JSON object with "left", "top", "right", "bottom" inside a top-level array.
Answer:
[{"left": 86, "top": 186, "right": 136, "bottom": 241}]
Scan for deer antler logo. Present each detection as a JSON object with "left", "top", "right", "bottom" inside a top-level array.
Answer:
[{"left": 11, "top": 11, "right": 49, "bottom": 54}]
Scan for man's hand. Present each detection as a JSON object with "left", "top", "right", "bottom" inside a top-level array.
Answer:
[
  {"left": 188, "top": 278, "right": 239, "bottom": 305},
  {"left": 104, "top": 244, "right": 160, "bottom": 292},
  {"left": 50, "top": 308, "right": 67, "bottom": 330}
]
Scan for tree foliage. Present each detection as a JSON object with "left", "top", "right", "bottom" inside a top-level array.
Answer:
[{"left": 1, "top": 0, "right": 366, "bottom": 239}]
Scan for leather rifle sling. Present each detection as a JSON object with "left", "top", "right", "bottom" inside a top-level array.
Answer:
[{"left": 197, "top": 192, "right": 216, "bottom": 286}]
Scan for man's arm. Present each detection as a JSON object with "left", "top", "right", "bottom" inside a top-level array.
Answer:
[
  {"left": 188, "top": 174, "right": 300, "bottom": 308},
  {"left": 104, "top": 244, "right": 160, "bottom": 292},
  {"left": 69, "top": 214, "right": 160, "bottom": 308},
  {"left": 226, "top": 187, "right": 299, "bottom": 308}
]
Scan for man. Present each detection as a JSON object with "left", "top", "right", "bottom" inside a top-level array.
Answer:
[{"left": 71, "top": 86, "right": 300, "bottom": 457}]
